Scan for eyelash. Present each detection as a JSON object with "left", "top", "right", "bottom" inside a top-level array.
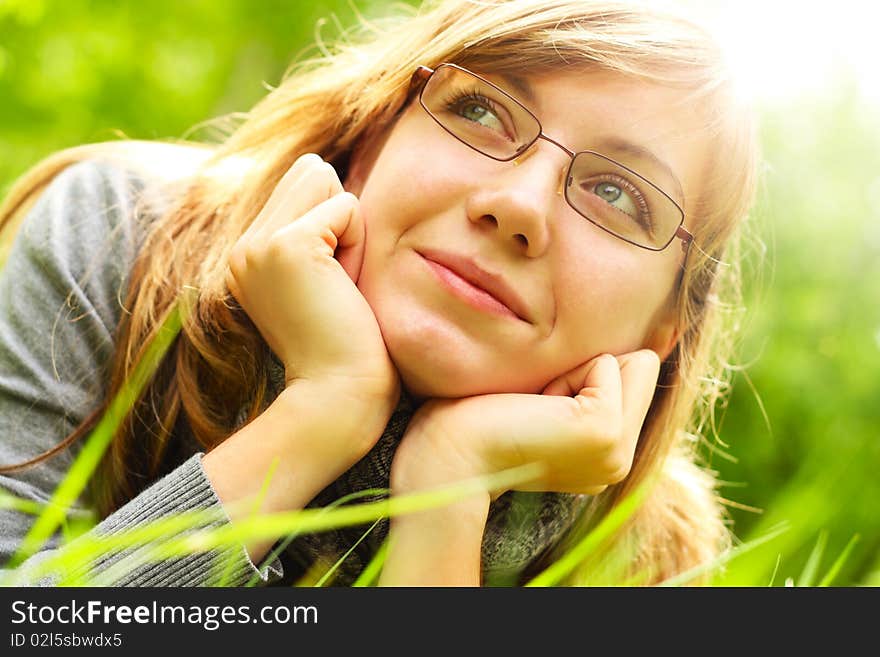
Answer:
[
  {"left": 590, "top": 173, "right": 654, "bottom": 230},
  {"left": 442, "top": 89, "right": 515, "bottom": 137},
  {"left": 444, "top": 89, "right": 496, "bottom": 113}
]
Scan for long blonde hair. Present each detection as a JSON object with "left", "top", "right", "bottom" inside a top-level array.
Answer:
[{"left": 0, "top": 0, "right": 759, "bottom": 584}]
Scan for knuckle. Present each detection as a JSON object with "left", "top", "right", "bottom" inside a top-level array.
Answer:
[
  {"left": 280, "top": 153, "right": 323, "bottom": 184},
  {"left": 604, "top": 449, "right": 633, "bottom": 484},
  {"left": 595, "top": 417, "right": 623, "bottom": 453},
  {"left": 318, "top": 159, "right": 338, "bottom": 176},
  {"left": 641, "top": 348, "right": 661, "bottom": 367},
  {"left": 264, "top": 237, "right": 297, "bottom": 265},
  {"left": 574, "top": 386, "right": 615, "bottom": 420},
  {"left": 605, "top": 463, "right": 630, "bottom": 485},
  {"left": 245, "top": 240, "right": 270, "bottom": 265},
  {"left": 300, "top": 159, "right": 338, "bottom": 191},
  {"left": 319, "top": 160, "right": 342, "bottom": 184},
  {"left": 637, "top": 350, "right": 661, "bottom": 377},
  {"left": 337, "top": 190, "right": 358, "bottom": 207},
  {"left": 296, "top": 152, "right": 324, "bottom": 169},
  {"left": 227, "top": 246, "right": 249, "bottom": 277}
]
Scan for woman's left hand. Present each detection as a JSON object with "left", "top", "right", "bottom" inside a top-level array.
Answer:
[
  {"left": 379, "top": 349, "right": 660, "bottom": 585},
  {"left": 390, "top": 349, "right": 661, "bottom": 498}
]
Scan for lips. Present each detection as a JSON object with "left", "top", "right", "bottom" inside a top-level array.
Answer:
[{"left": 417, "top": 248, "right": 531, "bottom": 322}]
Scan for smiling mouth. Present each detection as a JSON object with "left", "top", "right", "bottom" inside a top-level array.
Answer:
[{"left": 419, "top": 254, "right": 524, "bottom": 321}]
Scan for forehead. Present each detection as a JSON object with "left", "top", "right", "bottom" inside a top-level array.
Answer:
[{"left": 482, "top": 67, "right": 712, "bottom": 214}]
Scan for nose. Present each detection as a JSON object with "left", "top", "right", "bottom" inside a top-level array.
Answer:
[{"left": 465, "top": 144, "right": 566, "bottom": 258}]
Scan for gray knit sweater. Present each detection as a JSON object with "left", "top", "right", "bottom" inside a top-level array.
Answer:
[{"left": 0, "top": 159, "right": 283, "bottom": 586}]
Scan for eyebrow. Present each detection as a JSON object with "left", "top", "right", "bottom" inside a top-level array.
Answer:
[
  {"left": 496, "top": 71, "right": 538, "bottom": 106},
  {"left": 594, "top": 137, "right": 685, "bottom": 206},
  {"left": 492, "top": 72, "right": 685, "bottom": 206}
]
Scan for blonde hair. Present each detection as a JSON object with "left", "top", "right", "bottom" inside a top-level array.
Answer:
[{"left": 0, "top": 0, "right": 759, "bottom": 584}]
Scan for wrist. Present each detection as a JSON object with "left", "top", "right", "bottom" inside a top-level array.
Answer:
[
  {"left": 206, "top": 379, "right": 394, "bottom": 515},
  {"left": 280, "top": 376, "right": 399, "bottom": 463},
  {"left": 380, "top": 488, "right": 489, "bottom": 587},
  {"left": 284, "top": 363, "right": 400, "bottom": 411},
  {"left": 390, "top": 400, "right": 488, "bottom": 495}
]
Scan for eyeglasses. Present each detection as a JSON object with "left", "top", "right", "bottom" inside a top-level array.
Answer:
[{"left": 411, "top": 63, "right": 693, "bottom": 254}]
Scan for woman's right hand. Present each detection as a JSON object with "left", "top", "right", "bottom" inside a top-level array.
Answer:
[
  {"left": 226, "top": 153, "right": 400, "bottom": 415},
  {"left": 390, "top": 350, "right": 661, "bottom": 497},
  {"left": 202, "top": 154, "right": 403, "bottom": 559}
]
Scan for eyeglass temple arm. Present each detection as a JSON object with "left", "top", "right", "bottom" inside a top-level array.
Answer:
[
  {"left": 409, "top": 66, "right": 434, "bottom": 93},
  {"left": 676, "top": 225, "right": 693, "bottom": 270}
]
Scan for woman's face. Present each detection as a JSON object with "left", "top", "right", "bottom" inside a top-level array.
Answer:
[{"left": 345, "top": 67, "right": 710, "bottom": 399}]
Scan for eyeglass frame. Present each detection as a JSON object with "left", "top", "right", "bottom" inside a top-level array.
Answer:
[{"left": 409, "top": 63, "right": 694, "bottom": 259}]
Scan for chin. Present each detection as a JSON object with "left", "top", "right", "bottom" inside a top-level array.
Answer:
[
  {"left": 364, "top": 282, "right": 545, "bottom": 400},
  {"left": 387, "top": 336, "right": 545, "bottom": 401},
  {"left": 397, "top": 363, "right": 545, "bottom": 401},
  {"left": 387, "top": 342, "right": 482, "bottom": 401}
]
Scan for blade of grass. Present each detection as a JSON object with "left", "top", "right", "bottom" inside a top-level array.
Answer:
[
  {"left": 818, "top": 533, "right": 860, "bottom": 587},
  {"left": 245, "top": 487, "right": 390, "bottom": 587},
  {"left": 767, "top": 554, "right": 782, "bottom": 586},
  {"left": 579, "top": 542, "right": 644, "bottom": 586},
  {"left": 797, "top": 530, "right": 827, "bottom": 587},
  {"left": 313, "top": 519, "right": 381, "bottom": 587},
  {"left": 178, "top": 462, "right": 543, "bottom": 553},
  {"left": 863, "top": 570, "right": 880, "bottom": 586},
  {"left": 216, "top": 457, "right": 281, "bottom": 586},
  {"left": 352, "top": 538, "right": 389, "bottom": 587},
  {"left": 32, "top": 462, "right": 540, "bottom": 586},
  {"left": 526, "top": 479, "right": 652, "bottom": 587},
  {"left": 11, "top": 291, "right": 192, "bottom": 567},
  {"left": 658, "top": 522, "right": 789, "bottom": 587},
  {"left": 0, "top": 490, "right": 47, "bottom": 515}
]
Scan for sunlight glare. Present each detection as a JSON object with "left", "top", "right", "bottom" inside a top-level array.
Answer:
[{"left": 687, "top": 0, "right": 880, "bottom": 106}]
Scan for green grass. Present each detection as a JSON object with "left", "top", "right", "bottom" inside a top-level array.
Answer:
[
  {"left": 0, "top": 301, "right": 868, "bottom": 584},
  {"left": 0, "top": 305, "right": 867, "bottom": 586},
  {"left": 9, "top": 289, "right": 194, "bottom": 568}
]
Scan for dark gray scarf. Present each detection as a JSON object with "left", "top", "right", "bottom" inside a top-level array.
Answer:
[{"left": 248, "top": 357, "right": 590, "bottom": 586}]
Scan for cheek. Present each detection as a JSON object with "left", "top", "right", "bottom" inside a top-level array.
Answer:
[
  {"left": 357, "top": 116, "right": 473, "bottom": 229},
  {"left": 551, "top": 237, "right": 677, "bottom": 355}
]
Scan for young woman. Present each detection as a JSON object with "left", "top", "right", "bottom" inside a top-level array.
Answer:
[{"left": 0, "top": 0, "right": 758, "bottom": 586}]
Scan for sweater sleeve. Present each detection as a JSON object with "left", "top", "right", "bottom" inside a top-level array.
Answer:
[{"left": 0, "top": 159, "right": 282, "bottom": 586}]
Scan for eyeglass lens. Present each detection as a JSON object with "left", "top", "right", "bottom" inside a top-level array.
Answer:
[{"left": 420, "top": 64, "right": 683, "bottom": 250}]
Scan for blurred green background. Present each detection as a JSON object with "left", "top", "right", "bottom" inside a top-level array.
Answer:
[{"left": 1, "top": 0, "right": 877, "bottom": 585}]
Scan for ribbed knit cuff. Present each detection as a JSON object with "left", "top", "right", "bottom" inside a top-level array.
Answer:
[{"left": 62, "top": 453, "right": 283, "bottom": 587}]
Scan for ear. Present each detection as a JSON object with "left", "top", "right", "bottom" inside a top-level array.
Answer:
[{"left": 643, "top": 311, "right": 682, "bottom": 362}]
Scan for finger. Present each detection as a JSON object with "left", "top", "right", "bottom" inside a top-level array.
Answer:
[
  {"left": 527, "top": 355, "right": 623, "bottom": 479},
  {"left": 332, "top": 198, "right": 366, "bottom": 283},
  {"left": 254, "top": 159, "right": 344, "bottom": 243},
  {"left": 247, "top": 155, "right": 344, "bottom": 243},
  {"left": 617, "top": 349, "right": 661, "bottom": 456},
  {"left": 240, "top": 153, "right": 321, "bottom": 241},
  {"left": 541, "top": 361, "right": 589, "bottom": 397},
  {"left": 271, "top": 191, "right": 361, "bottom": 262},
  {"left": 541, "top": 353, "right": 615, "bottom": 398},
  {"left": 572, "top": 353, "right": 623, "bottom": 420}
]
